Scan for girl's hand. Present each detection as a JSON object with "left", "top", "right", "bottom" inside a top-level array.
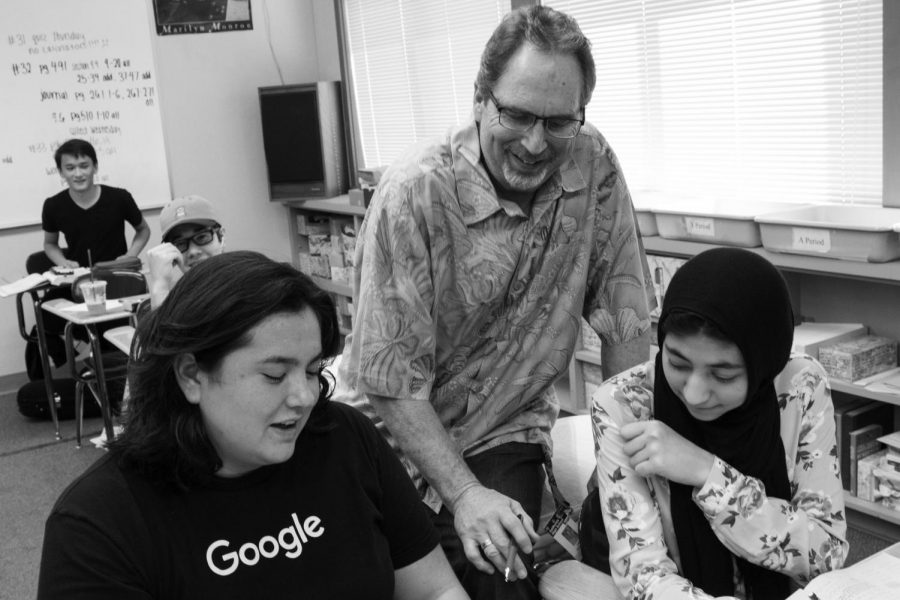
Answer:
[{"left": 620, "top": 420, "right": 715, "bottom": 487}]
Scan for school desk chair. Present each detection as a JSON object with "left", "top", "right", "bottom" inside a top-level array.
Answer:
[{"left": 66, "top": 269, "right": 147, "bottom": 447}]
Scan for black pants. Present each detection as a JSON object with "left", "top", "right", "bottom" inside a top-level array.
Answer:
[{"left": 431, "top": 442, "right": 545, "bottom": 600}]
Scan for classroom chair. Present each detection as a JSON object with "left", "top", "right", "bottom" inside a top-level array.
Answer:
[{"left": 66, "top": 269, "right": 146, "bottom": 447}]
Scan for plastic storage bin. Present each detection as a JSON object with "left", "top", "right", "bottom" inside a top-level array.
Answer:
[
  {"left": 652, "top": 200, "right": 802, "bottom": 247},
  {"left": 756, "top": 206, "right": 900, "bottom": 263},
  {"left": 632, "top": 192, "right": 670, "bottom": 237},
  {"left": 635, "top": 207, "right": 658, "bottom": 236}
]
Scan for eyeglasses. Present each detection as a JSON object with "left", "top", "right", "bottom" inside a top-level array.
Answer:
[
  {"left": 488, "top": 91, "right": 584, "bottom": 139},
  {"left": 167, "top": 226, "right": 220, "bottom": 253}
]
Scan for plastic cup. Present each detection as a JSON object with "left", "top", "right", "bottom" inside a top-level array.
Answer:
[{"left": 79, "top": 280, "right": 107, "bottom": 315}]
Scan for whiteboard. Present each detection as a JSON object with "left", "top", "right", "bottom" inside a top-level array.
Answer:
[{"left": 0, "top": 0, "right": 171, "bottom": 229}]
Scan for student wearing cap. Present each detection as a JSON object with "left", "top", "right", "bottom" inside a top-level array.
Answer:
[{"left": 147, "top": 195, "right": 225, "bottom": 309}]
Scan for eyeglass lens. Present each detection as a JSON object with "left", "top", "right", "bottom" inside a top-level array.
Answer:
[
  {"left": 171, "top": 228, "right": 215, "bottom": 252},
  {"left": 489, "top": 92, "right": 581, "bottom": 138}
]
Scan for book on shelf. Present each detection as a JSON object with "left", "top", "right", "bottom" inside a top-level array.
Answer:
[
  {"left": 857, "top": 449, "right": 887, "bottom": 502},
  {"left": 832, "top": 395, "right": 894, "bottom": 491},
  {"left": 847, "top": 424, "right": 883, "bottom": 496},
  {"left": 832, "top": 395, "right": 868, "bottom": 490},
  {"left": 787, "top": 542, "right": 900, "bottom": 599}
]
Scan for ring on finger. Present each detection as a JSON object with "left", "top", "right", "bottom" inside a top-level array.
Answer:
[{"left": 480, "top": 539, "right": 494, "bottom": 551}]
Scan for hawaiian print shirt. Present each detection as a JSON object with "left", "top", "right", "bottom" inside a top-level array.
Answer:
[
  {"left": 338, "top": 119, "right": 655, "bottom": 511},
  {"left": 592, "top": 354, "right": 847, "bottom": 599}
]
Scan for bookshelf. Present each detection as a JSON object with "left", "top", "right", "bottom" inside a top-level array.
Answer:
[{"left": 283, "top": 195, "right": 366, "bottom": 335}]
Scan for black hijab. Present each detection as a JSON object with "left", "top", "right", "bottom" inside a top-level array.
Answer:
[{"left": 654, "top": 248, "right": 794, "bottom": 599}]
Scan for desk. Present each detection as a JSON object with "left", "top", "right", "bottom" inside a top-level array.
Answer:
[
  {"left": 42, "top": 295, "right": 147, "bottom": 443},
  {"left": 103, "top": 325, "right": 135, "bottom": 355}
]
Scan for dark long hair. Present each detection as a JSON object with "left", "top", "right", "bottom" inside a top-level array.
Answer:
[
  {"left": 474, "top": 5, "right": 596, "bottom": 107},
  {"left": 109, "top": 251, "right": 341, "bottom": 489}
]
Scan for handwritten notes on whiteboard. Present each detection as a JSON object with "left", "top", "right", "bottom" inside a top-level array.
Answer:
[{"left": 0, "top": 0, "right": 171, "bottom": 229}]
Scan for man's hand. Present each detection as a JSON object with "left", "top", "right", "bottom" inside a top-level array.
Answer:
[
  {"left": 148, "top": 243, "right": 185, "bottom": 284},
  {"left": 452, "top": 484, "right": 538, "bottom": 581},
  {"left": 620, "top": 420, "right": 715, "bottom": 487},
  {"left": 59, "top": 259, "right": 80, "bottom": 269},
  {"left": 147, "top": 243, "right": 185, "bottom": 308}
]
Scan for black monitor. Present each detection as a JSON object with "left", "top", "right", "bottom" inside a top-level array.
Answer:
[{"left": 258, "top": 81, "right": 349, "bottom": 200}]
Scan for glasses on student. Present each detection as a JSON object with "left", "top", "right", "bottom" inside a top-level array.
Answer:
[
  {"left": 168, "top": 226, "right": 219, "bottom": 253},
  {"left": 488, "top": 91, "right": 584, "bottom": 139}
]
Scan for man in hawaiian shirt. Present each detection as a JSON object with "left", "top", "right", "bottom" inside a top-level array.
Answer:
[{"left": 335, "top": 6, "right": 655, "bottom": 599}]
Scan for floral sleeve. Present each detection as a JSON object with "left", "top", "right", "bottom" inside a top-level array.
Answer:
[
  {"left": 592, "top": 364, "right": 732, "bottom": 600},
  {"left": 694, "top": 355, "right": 848, "bottom": 585}
]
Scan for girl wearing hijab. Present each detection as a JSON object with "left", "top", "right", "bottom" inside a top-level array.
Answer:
[{"left": 544, "top": 247, "right": 847, "bottom": 600}]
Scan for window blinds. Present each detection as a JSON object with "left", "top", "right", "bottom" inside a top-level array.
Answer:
[
  {"left": 341, "top": 0, "right": 508, "bottom": 169},
  {"left": 544, "top": 0, "right": 882, "bottom": 205}
]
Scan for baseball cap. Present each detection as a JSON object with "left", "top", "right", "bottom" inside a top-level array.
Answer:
[{"left": 159, "top": 195, "right": 221, "bottom": 240}]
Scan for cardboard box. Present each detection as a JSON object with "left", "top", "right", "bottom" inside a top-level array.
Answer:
[
  {"left": 791, "top": 322, "right": 867, "bottom": 359},
  {"left": 818, "top": 335, "right": 897, "bottom": 382}
]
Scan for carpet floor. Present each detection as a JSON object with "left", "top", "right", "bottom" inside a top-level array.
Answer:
[{"left": 0, "top": 380, "right": 106, "bottom": 600}]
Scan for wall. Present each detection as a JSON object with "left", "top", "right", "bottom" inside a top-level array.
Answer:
[{"left": 0, "top": 0, "right": 342, "bottom": 378}]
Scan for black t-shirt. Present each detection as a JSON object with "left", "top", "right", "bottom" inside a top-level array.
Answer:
[
  {"left": 41, "top": 185, "right": 143, "bottom": 266},
  {"left": 37, "top": 402, "right": 439, "bottom": 599}
]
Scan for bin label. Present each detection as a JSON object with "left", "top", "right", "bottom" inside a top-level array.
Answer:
[
  {"left": 685, "top": 217, "right": 715, "bottom": 238},
  {"left": 792, "top": 227, "right": 831, "bottom": 253}
]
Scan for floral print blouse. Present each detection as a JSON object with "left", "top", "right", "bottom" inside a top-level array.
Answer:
[{"left": 592, "top": 354, "right": 847, "bottom": 599}]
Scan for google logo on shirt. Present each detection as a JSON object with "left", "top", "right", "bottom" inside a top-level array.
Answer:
[{"left": 206, "top": 512, "right": 325, "bottom": 576}]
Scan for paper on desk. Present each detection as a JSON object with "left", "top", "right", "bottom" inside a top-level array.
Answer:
[
  {"left": 0, "top": 273, "right": 47, "bottom": 297},
  {"left": 0, "top": 267, "right": 91, "bottom": 297},
  {"left": 786, "top": 548, "right": 900, "bottom": 599}
]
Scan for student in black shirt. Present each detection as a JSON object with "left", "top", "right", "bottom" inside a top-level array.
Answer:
[
  {"left": 41, "top": 138, "right": 150, "bottom": 268},
  {"left": 38, "top": 252, "right": 468, "bottom": 600}
]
